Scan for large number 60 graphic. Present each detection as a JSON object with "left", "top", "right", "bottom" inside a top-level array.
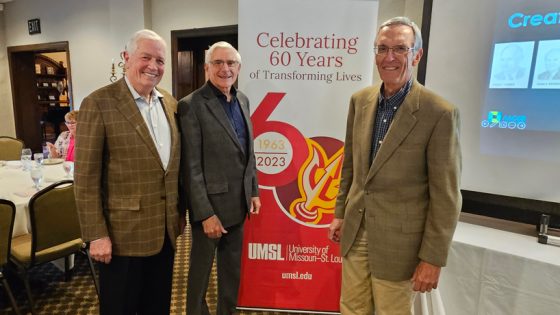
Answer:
[{"left": 251, "top": 93, "right": 309, "bottom": 187}]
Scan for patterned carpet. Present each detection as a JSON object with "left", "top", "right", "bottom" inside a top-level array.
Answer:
[{"left": 0, "top": 226, "right": 300, "bottom": 315}]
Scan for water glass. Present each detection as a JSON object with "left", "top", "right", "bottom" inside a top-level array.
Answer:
[
  {"left": 62, "top": 161, "right": 74, "bottom": 178},
  {"left": 30, "top": 166, "right": 43, "bottom": 190},
  {"left": 34, "top": 153, "right": 44, "bottom": 167},
  {"left": 21, "top": 148, "right": 32, "bottom": 171},
  {"left": 42, "top": 144, "right": 50, "bottom": 159}
]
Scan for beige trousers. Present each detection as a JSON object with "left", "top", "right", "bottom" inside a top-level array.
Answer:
[{"left": 340, "top": 222, "right": 416, "bottom": 315}]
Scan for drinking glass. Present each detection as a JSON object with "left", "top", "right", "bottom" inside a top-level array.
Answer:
[
  {"left": 21, "top": 148, "right": 32, "bottom": 171},
  {"left": 62, "top": 161, "right": 74, "bottom": 178},
  {"left": 30, "top": 166, "right": 43, "bottom": 190},
  {"left": 33, "top": 153, "right": 44, "bottom": 167},
  {"left": 42, "top": 144, "right": 50, "bottom": 159}
]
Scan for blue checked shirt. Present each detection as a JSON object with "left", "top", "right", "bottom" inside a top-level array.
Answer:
[{"left": 370, "top": 79, "right": 413, "bottom": 164}]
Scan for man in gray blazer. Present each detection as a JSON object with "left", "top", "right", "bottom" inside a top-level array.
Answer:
[
  {"left": 178, "top": 41, "right": 261, "bottom": 315},
  {"left": 75, "top": 30, "right": 183, "bottom": 314},
  {"left": 328, "top": 17, "right": 461, "bottom": 315}
]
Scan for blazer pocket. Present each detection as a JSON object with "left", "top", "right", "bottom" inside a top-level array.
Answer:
[
  {"left": 402, "top": 219, "right": 425, "bottom": 233},
  {"left": 207, "top": 182, "right": 228, "bottom": 194},
  {"left": 108, "top": 197, "right": 141, "bottom": 211}
]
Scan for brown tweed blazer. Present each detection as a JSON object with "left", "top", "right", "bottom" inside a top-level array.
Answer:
[
  {"left": 335, "top": 81, "right": 462, "bottom": 281},
  {"left": 74, "top": 78, "right": 181, "bottom": 257}
]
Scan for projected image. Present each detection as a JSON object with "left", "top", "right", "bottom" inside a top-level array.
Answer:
[
  {"left": 532, "top": 40, "right": 560, "bottom": 89},
  {"left": 489, "top": 41, "right": 534, "bottom": 89}
]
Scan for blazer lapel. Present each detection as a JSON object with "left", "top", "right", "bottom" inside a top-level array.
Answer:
[
  {"left": 113, "top": 79, "right": 162, "bottom": 167},
  {"left": 366, "top": 82, "right": 420, "bottom": 182},
  {"left": 159, "top": 92, "right": 179, "bottom": 172},
  {"left": 201, "top": 84, "right": 245, "bottom": 153},
  {"left": 238, "top": 95, "right": 252, "bottom": 155},
  {"left": 360, "top": 88, "right": 379, "bottom": 180}
]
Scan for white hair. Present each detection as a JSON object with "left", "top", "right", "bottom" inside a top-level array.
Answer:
[
  {"left": 205, "top": 41, "right": 242, "bottom": 64},
  {"left": 125, "top": 29, "right": 166, "bottom": 54},
  {"left": 376, "top": 16, "right": 423, "bottom": 51}
]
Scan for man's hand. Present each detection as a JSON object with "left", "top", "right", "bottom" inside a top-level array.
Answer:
[
  {"left": 250, "top": 197, "right": 261, "bottom": 214},
  {"left": 328, "top": 218, "right": 344, "bottom": 243},
  {"left": 202, "top": 215, "right": 227, "bottom": 239},
  {"left": 90, "top": 237, "right": 112, "bottom": 264},
  {"left": 411, "top": 261, "right": 441, "bottom": 292}
]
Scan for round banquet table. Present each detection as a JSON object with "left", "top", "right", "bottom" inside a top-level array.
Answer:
[{"left": 0, "top": 160, "right": 70, "bottom": 237}]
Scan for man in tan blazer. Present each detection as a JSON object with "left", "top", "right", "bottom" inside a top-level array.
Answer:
[
  {"left": 328, "top": 17, "right": 461, "bottom": 315},
  {"left": 74, "top": 30, "right": 183, "bottom": 314}
]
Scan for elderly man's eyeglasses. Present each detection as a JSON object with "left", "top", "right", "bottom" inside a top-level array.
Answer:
[
  {"left": 374, "top": 45, "right": 414, "bottom": 56},
  {"left": 65, "top": 121, "right": 76, "bottom": 125},
  {"left": 209, "top": 60, "right": 239, "bottom": 67}
]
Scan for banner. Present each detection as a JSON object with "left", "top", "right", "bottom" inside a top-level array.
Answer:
[{"left": 238, "top": 0, "right": 378, "bottom": 312}]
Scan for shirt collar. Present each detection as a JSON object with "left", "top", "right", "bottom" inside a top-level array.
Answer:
[
  {"left": 378, "top": 79, "right": 413, "bottom": 104},
  {"left": 207, "top": 80, "right": 237, "bottom": 100},
  {"left": 124, "top": 76, "right": 163, "bottom": 102}
]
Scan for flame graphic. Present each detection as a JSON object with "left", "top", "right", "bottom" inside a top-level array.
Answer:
[{"left": 289, "top": 139, "right": 343, "bottom": 224}]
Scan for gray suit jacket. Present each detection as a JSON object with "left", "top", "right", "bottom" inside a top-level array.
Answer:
[
  {"left": 335, "top": 81, "right": 462, "bottom": 281},
  {"left": 178, "top": 82, "right": 258, "bottom": 227},
  {"left": 74, "top": 78, "right": 182, "bottom": 256}
]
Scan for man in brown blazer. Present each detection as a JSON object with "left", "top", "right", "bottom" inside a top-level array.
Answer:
[
  {"left": 74, "top": 29, "right": 183, "bottom": 314},
  {"left": 328, "top": 17, "right": 461, "bottom": 315},
  {"left": 178, "top": 41, "right": 261, "bottom": 315}
]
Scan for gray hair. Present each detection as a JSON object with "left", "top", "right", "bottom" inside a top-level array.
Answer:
[
  {"left": 376, "top": 16, "right": 423, "bottom": 52},
  {"left": 205, "top": 41, "right": 242, "bottom": 65},
  {"left": 125, "top": 29, "right": 166, "bottom": 54}
]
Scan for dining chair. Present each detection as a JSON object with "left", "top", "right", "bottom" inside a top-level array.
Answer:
[
  {"left": 0, "top": 199, "right": 22, "bottom": 315},
  {"left": 0, "top": 136, "right": 24, "bottom": 161},
  {"left": 9, "top": 180, "right": 99, "bottom": 314}
]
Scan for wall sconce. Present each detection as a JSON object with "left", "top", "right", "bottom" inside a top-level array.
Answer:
[{"left": 110, "top": 51, "right": 126, "bottom": 82}]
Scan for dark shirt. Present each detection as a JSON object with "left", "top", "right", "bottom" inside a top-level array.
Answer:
[
  {"left": 370, "top": 79, "right": 413, "bottom": 164},
  {"left": 208, "top": 81, "right": 248, "bottom": 154}
]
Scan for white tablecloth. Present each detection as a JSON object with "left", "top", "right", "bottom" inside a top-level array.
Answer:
[
  {"left": 0, "top": 160, "right": 68, "bottom": 237},
  {"left": 439, "top": 222, "right": 560, "bottom": 315}
]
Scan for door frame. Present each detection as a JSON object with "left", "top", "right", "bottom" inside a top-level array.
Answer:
[
  {"left": 171, "top": 25, "right": 238, "bottom": 98},
  {"left": 7, "top": 41, "right": 72, "bottom": 150}
]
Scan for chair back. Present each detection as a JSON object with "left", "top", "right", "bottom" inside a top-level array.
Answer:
[
  {"left": 28, "top": 180, "right": 81, "bottom": 258},
  {"left": 0, "top": 136, "right": 24, "bottom": 160},
  {"left": 0, "top": 200, "right": 16, "bottom": 266}
]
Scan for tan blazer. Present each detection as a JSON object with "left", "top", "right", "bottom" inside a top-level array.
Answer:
[
  {"left": 74, "top": 79, "right": 181, "bottom": 257},
  {"left": 335, "top": 81, "right": 462, "bottom": 281}
]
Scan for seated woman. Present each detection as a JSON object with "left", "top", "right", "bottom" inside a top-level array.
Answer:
[{"left": 47, "top": 110, "right": 78, "bottom": 161}]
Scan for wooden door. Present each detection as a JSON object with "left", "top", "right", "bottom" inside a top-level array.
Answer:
[{"left": 7, "top": 42, "right": 72, "bottom": 152}]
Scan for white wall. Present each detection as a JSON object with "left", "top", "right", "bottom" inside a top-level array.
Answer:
[
  {"left": 0, "top": 11, "right": 15, "bottom": 136},
  {"left": 0, "top": 0, "right": 144, "bottom": 136},
  {"left": 0, "top": 0, "right": 424, "bottom": 136},
  {"left": 151, "top": 0, "right": 239, "bottom": 90}
]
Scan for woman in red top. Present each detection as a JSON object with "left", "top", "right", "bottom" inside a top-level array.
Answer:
[{"left": 46, "top": 110, "right": 78, "bottom": 161}]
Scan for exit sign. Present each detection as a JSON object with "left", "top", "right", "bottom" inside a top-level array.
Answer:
[{"left": 28, "top": 18, "right": 41, "bottom": 35}]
